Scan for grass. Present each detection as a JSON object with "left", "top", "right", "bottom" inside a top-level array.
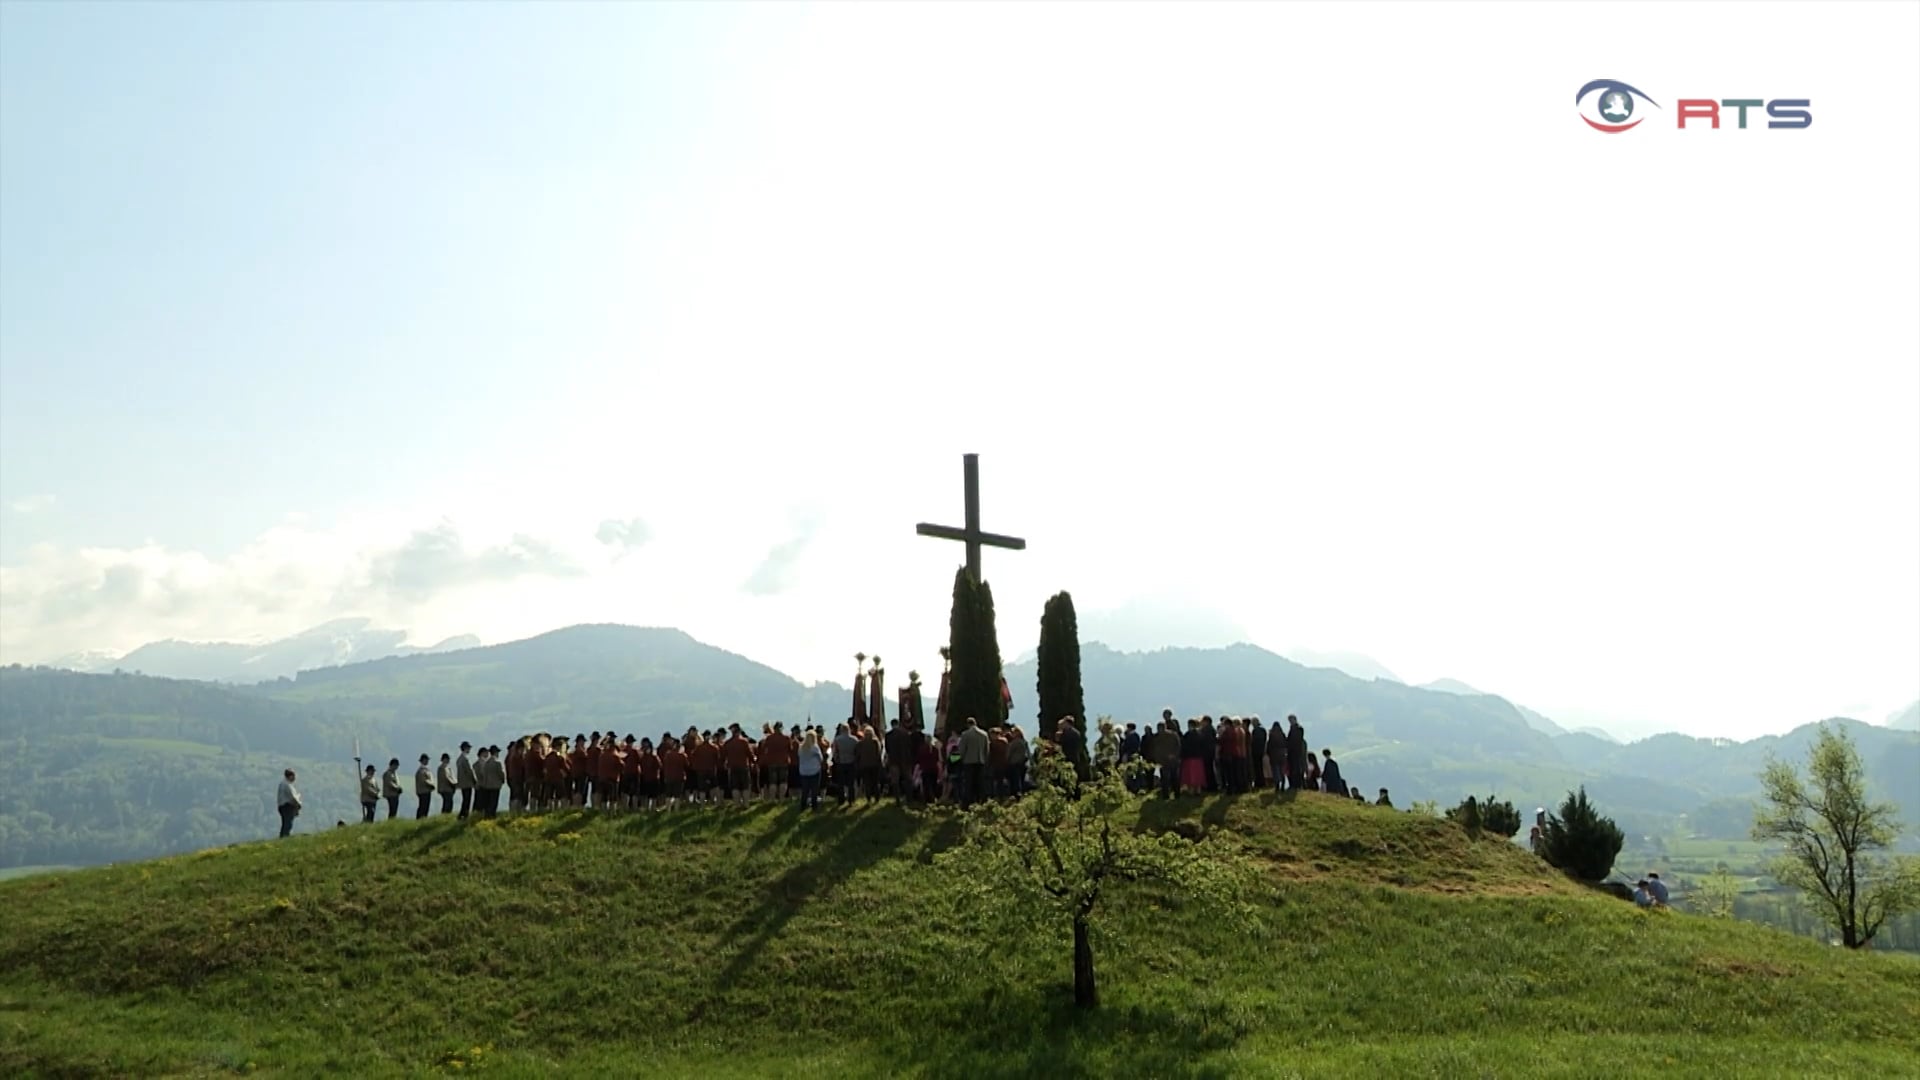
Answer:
[{"left": 2, "top": 791, "right": 1917, "bottom": 1078}]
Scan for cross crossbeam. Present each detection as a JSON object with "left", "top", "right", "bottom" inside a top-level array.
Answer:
[{"left": 916, "top": 453, "right": 1025, "bottom": 584}]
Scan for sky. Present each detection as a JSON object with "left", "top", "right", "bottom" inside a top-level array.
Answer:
[{"left": 1, "top": 1, "right": 1915, "bottom": 742}]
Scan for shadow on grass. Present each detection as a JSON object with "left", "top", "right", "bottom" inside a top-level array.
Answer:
[
  {"left": 385, "top": 818, "right": 473, "bottom": 855},
  {"left": 883, "top": 988, "right": 1242, "bottom": 1080},
  {"left": 694, "top": 804, "right": 920, "bottom": 1005}
]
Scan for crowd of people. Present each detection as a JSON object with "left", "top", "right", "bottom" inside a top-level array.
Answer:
[{"left": 272, "top": 711, "right": 1397, "bottom": 835}]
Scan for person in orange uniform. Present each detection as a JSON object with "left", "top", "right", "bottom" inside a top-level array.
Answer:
[
  {"left": 635, "top": 738, "right": 662, "bottom": 812},
  {"left": 660, "top": 738, "right": 688, "bottom": 811},
  {"left": 544, "top": 738, "right": 572, "bottom": 811},
  {"left": 758, "top": 723, "right": 793, "bottom": 802},
  {"left": 686, "top": 733, "right": 720, "bottom": 806},
  {"left": 598, "top": 737, "right": 627, "bottom": 814},
  {"left": 721, "top": 724, "right": 757, "bottom": 808},
  {"left": 504, "top": 738, "right": 526, "bottom": 813}
]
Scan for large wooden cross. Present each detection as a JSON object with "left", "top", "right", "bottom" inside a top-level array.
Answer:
[{"left": 916, "top": 453, "right": 1025, "bottom": 585}]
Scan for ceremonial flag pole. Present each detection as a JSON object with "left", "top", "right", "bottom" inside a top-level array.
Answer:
[
  {"left": 934, "top": 646, "right": 952, "bottom": 737},
  {"left": 907, "top": 670, "right": 926, "bottom": 732},
  {"left": 851, "top": 653, "right": 869, "bottom": 731},
  {"left": 869, "top": 656, "right": 886, "bottom": 732}
]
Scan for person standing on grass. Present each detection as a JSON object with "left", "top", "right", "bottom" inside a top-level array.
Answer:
[
  {"left": 1094, "top": 719, "right": 1120, "bottom": 779},
  {"left": 661, "top": 737, "right": 689, "bottom": 811},
  {"left": 722, "top": 724, "right": 757, "bottom": 808},
  {"left": 761, "top": 723, "right": 793, "bottom": 803},
  {"left": 436, "top": 753, "right": 457, "bottom": 814},
  {"left": 478, "top": 746, "right": 507, "bottom": 817},
  {"left": 1248, "top": 717, "right": 1268, "bottom": 791},
  {"left": 1320, "top": 749, "right": 1346, "bottom": 797},
  {"left": 276, "top": 769, "right": 302, "bottom": 837},
  {"left": 1218, "top": 717, "right": 1247, "bottom": 794},
  {"left": 958, "top": 716, "right": 991, "bottom": 807},
  {"left": 505, "top": 738, "right": 526, "bottom": 813},
  {"left": 1266, "top": 721, "right": 1288, "bottom": 794},
  {"left": 915, "top": 727, "right": 940, "bottom": 802},
  {"left": 1284, "top": 716, "right": 1307, "bottom": 792},
  {"left": 1007, "top": 725, "right": 1032, "bottom": 798},
  {"left": 597, "top": 738, "right": 626, "bottom": 815},
  {"left": 381, "top": 758, "right": 403, "bottom": 820},
  {"left": 832, "top": 723, "right": 860, "bottom": 806},
  {"left": 796, "top": 728, "right": 825, "bottom": 811},
  {"left": 455, "top": 742, "right": 477, "bottom": 818},
  {"left": 359, "top": 764, "right": 379, "bottom": 823},
  {"left": 413, "top": 755, "right": 435, "bottom": 819},
  {"left": 1304, "top": 752, "right": 1321, "bottom": 792}
]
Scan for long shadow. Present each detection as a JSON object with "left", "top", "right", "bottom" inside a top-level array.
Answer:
[
  {"left": 743, "top": 802, "right": 808, "bottom": 859},
  {"left": 876, "top": 987, "right": 1241, "bottom": 1080},
  {"left": 386, "top": 818, "right": 473, "bottom": 855},
  {"left": 693, "top": 804, "right": 920, "bottom": 1005}
]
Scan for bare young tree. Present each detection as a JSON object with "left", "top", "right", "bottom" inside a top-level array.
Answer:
[
  {"left": 939, "top": 751, "right": 1257, "bottom": 1008},
  {"left": 1752, "top": 723, "right": 1920, "bottom": 949}
]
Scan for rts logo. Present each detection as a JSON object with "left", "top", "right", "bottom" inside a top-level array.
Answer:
[
  {"left": 1575, "top": 78, "right": 1812, "bottom": 133},
  {"left": 1576, "top": 79, "right": 1657, "bottom": 132}
]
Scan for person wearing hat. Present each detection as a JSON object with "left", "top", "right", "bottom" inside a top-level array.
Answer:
[
  {"left": 476, "top": 746, "right": 506, "bottom": 817},
  {"left": 413, "top": 755, "right": 435, "bottom": 819},
  {"left": 381, "top": 758, "right": 404, "bottom": 820},
  {"left": 436, "top": 753, "right": 457, "bottom": 814},
  {"left": 455, "top": 742, "right": 477, "bottom": 818}
]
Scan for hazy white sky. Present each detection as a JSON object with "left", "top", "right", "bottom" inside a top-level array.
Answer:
[{"left": 2, "top": 2, "right": 1915, "bottom": 741}]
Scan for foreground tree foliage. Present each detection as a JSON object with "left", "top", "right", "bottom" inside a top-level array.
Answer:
[
  {"left": 939, "top": 752, "right": 1258, "bottom": 1008},
  {"left": 1752, "top": 723, "right": 1920, "bottom": 949},
  {"left": 1449, "top": 794, "right": 1522, "bottom": 839},
  {"left": 1542, "top": 786, "right": 1625, "bottom": 882}
]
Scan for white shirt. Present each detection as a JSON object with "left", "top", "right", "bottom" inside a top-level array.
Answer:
[{"left": 277, "top": 779, "right": 300, "bottom": 809}]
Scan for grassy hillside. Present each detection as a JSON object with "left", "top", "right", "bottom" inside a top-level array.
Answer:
[{"left": 3, "top": 794, "right": 1916, "bottom": 1078}]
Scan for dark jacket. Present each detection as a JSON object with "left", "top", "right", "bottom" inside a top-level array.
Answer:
[
  {"left": 1321, "top": 757, "right": 1346, "bottom": 796},
  {"left": 1249, "top": 724, "right": 1268, "bottom": 764}
]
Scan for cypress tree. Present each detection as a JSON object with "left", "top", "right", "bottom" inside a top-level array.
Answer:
[
  {"left": 946, "top": 567, "right": 1006, "bottom": 736},
  {"left": 1036, "top": 591, "right": 1086, "bottom": 745}
]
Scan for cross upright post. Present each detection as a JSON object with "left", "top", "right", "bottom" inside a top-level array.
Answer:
[{"left": 916, "top": 452, "right": 1025, "bottom": 584}]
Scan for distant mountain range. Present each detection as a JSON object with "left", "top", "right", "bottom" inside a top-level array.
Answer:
[
  {"left": 1888, "top": 701, "right": 1920, "bottom": 732},
  {"left": 47, "top": 618, "right": 481, "bottom": 683},
  {"left": 7, "top": 623, "right": 1914, "bottom": 870}
]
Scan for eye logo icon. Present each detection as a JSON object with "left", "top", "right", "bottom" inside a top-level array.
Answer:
[{"left": 1576, "top": 79, "right": 1659, "bottom": 133}]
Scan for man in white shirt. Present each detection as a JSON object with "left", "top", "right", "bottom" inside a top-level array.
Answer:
[{"left": 276, "top": 769, "right": 302, "bottom": 837}]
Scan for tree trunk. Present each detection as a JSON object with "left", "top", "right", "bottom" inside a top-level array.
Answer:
[{"left": 1072, "top": 916, "right": 1097, "bottom": 1009}]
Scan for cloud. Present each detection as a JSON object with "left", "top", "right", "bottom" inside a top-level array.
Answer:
[
  {"left": 741, "top": 521, "right": 817, "bottom": 597},
  {"left": 595, "top": 517, "right": 653, "bottom": 555},
  {"left": 362, "top": 523, "right": 585, "bottom": 602},
  {"left": 6, "top": 493, "right": 56, "bottom": 515},
  {"left": 0, "top": 514, "right": 602, "bottom": 665}
]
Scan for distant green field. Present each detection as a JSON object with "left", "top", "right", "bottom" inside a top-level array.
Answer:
[{"left": 0, "top": 866, "right": 77, "bottom": 882}]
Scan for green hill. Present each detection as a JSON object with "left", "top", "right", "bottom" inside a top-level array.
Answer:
[{"left": 2, "top": 794, "right": 1915, "bottom": 1078}]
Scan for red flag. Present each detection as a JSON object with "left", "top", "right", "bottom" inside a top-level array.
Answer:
[
  {"left": 999, "top": 674, "right": 1012, "bottom": 722},
  {"left": 869, "top": 661, "right": 886, "bottom": 730},
  {"left": 935, "top": 668, "right": 951, "bottom": 736}
]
